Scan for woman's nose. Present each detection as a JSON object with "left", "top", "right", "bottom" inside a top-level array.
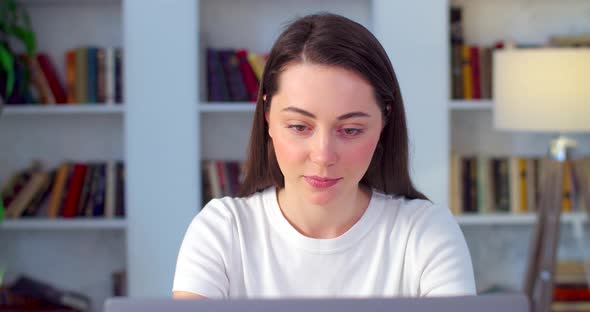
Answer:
[{"left": 309, "top": 131, "right": 338, "bottom": 167}]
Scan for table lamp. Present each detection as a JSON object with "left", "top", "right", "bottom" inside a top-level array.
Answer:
[{"left": 493, "top": 48, "right": 590, "bottom": 312}]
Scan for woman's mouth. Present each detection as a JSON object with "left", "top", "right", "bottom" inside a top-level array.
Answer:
[{"left": 303, "top": 176, "right": 342, "bottom": 189}]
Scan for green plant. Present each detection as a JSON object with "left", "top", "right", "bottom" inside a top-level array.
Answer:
[{"left": 0, "top": 0, "right": 36, "bottom": 96}]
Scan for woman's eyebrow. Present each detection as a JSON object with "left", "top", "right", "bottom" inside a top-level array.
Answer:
[{"left": 281, "top": 106, "right": 370, "bottom": 120}]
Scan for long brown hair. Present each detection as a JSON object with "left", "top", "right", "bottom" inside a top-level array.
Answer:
[{"left": 239, "top": 13, "right": 427, "bottom": 201}]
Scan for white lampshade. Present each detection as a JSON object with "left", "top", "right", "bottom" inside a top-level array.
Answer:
[{"left": 493, "top": 48, "right": 590, "bottom": 133}]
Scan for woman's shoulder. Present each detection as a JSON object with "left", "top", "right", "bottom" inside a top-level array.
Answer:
[
  {"left": 373, "top": 190, "right": 455, "bottom": 227},
  {"left": 198, "top": 187, "right": 273, "bottom": 223}
]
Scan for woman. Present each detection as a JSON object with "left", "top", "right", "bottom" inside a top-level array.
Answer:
[{"left": 173, "top": 13, "right": 476, "bottom": 299}]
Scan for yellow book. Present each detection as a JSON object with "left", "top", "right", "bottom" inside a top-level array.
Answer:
[
  {"left": 461, "top": 45, "right": 473, "bottom": 100},
  {"left": 509, "top": 157, "right": 522, "bottom": 214},
  {"left": 48, "top": 163, "right": 70, "bottom": 218},
  {"left": 450, "top": 154, "right": 462, "bottom": 215},
  {"left": 247, "top": 53, "right": 266, "bottom": 81}
]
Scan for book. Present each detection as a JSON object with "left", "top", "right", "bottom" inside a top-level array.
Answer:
[
  {"left": 105, "top": 47, "right": 116, "bottom": 104},
  {"left": 22, "top": 169, "right": 56, "bottom": 217},
  {"left": 37, "top": 53, "right": 67, "bottom": 104},
  {"left": 477, "top": 155, "right": 492, "bottom": 213},
  {"left": 115, "top": 161, "right": 125, "bottom": 217},
  {"left": 24, "top": 55, "right": 56, "bottom": 104},
  {"left": 450, "top": 154, "right": 463, "bottom": 215},
  {"left": 218, "top": 49, "right": 249, "bottom": 101},
  {"left": 9, "top": 275, "right": 90, "bottom": 312},
  {"left": 115, "top": 48, "right": 123, "bottom": 103},
  {"left": 247, "top": 53, "right": 267, "bottom": 82},
  {"left": 65, "top": 49, "right": 77, "bottom": 103},
  {"left": 97, "top": 48, "right": 106, "bottom": 103},
  {"left": 509, "top": 157, "right": 523, "bottom": 213},
  {"left": 235, "top": 49, "right": 259, "bottom": 102},
  {"left": 76, "top": 164, "right": 95, "bottom": 216},
  {"left": 86, "top": 47, "right": 99, "bottom": 104},
  {"left": 5, "top": 171, "right": 50, "bottom": 218},
  {"left": 461, "top": 45, "right": 473, "bottom": 100},
  {"left": 47, "top": 163, "right": 71, "bottom": 218},
  {"left": 478, "top": 47, "right": 493, "bottom": 99},
  {"left": 451, "top": 45, "right": 464, "bottom": 99},
  {"left": 206, "top": 49, "right": 231, "bottom": 102},
  {"left": 75, "top": 48, "right": 88, "bottom": 103},
  {"left": 470, "top": 46, "right": 481, "bottom": 99},
  {"left": 104, "top": 160, "right": 116, "bottom": 218},
  {"left": 61, "top": 163, "right": 88, "bottom": 218}
]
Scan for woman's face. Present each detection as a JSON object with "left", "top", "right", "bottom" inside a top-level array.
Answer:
[{"left": 267, "top": 63, "right": 384, "bottom": 205}]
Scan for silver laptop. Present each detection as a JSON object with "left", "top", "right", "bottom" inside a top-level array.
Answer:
[{"left": 105, "top": 294, "right": 529, "bottom": 312}]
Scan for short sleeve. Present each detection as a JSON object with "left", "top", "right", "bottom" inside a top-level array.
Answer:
[
  {"left": 409, "top": 203, "right": 477, "bottom": 297},
  {"left": 172, "top": 199, "right": 234, "bottom": 298}
]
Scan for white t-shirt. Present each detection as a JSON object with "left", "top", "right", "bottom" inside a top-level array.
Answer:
[{"left": 173, "top": 187, "right": 476, "bottom": 298}]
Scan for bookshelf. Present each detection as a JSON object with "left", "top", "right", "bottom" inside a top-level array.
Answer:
[
  {"left": 0, "top": 0, "right": 125, "bottom": 311},
  {"left": 2, "top": 0, "right": 576, "bottom": 302},
  {"left": 449, "top": 0, "right": 590, "bottom": 292}
]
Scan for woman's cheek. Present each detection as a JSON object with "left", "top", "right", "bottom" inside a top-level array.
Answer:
[
  {"left": 272, "top": 132, "right": 306, "bottom": 167},
  {"left": 342, "top": 137, "right": 379, "bottom": 169}
]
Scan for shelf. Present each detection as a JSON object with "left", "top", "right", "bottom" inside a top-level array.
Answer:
[
  {"left": 200, "top": 103, "right": 256, "bottom": 113},
  {"left": 2, "top": 105, "right": 125, "bottom": 115},
  {"left": 449, "top": 100, "right": 493, "bottom": 111},
  {"left": 455, "top": 212, "right": 588, "bottom": 225},
  {"left": 0, "top": 218, "right": 127, "bottom": 230}
]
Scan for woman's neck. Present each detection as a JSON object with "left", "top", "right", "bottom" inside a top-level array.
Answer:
[{"left": 276, "top": 184, "right": 371, "bottom": 239}]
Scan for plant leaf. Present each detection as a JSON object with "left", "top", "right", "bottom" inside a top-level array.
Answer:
[
  {"left": 0, "top": 46, "right": 15, "bottom": 96},
  {"left": 11, "top": 26, "right": 36, "bottom": 54}
]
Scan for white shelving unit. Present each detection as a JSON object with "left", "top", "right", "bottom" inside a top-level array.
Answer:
[
  {"left": 0, "top": 219, "right": 127, "bottom": 230},
  {"left": 199, "top": 103, "right": 256, "bottom": 113},
  {"left": 455, "top": 212, "right": 588, "bottom": 226},
  {"left": 0, "top": 1, "right": 125, "bottom": 311},
  {"left": 3, "top": 105, "right": 125, "bottom": 115},
  {"left": 449, "top": 100, "right": 493, "bottom": 111}
]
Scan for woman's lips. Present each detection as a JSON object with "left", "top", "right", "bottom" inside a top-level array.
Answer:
[{"left": 304, "top": 176, "right": 342, "bottom": 189}]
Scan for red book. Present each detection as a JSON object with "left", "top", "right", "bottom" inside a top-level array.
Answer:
[
  {"left": 61, "top": 163, "right": 88, "bottom": 218},
  {"left": 65, "top": 49, "right": 77, "bottom": 103},
  {"left": 470, "top": 46, "right": 481, "bottom": 99},
  {"left": 37, "top": 53, "right": 67, "bottom": 104},
  {"left": 235, "top": 49, "right": 259, "bottom": 102},
  {"left": 554, "top": 285, "right": 590, "bottom": 301}
]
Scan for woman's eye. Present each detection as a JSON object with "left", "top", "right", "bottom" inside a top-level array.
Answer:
[
  {"left": 288, "top": 125, "right": 309, "bottom": 133},
  {"left": 341, "top": 128, "right": 363, "bottom": 136}
]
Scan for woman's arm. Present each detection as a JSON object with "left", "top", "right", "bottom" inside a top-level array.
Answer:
[
  {"left": 172, "top": 199, "right": 234, "bottom": 298},
  {"left": 408, "top": 202, "right": 477, "bottom": 296}
]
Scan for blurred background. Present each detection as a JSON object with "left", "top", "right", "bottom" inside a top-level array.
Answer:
[{"left": 0, "top": 0, "right": 589, "bottom": 311}]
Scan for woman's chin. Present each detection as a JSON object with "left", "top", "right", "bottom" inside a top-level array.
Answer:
[{"left": 303, "top": 185, "right": 341, "bottom": 206}]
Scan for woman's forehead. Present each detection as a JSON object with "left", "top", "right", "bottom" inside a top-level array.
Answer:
[{"left": 273, "top": 63, "right": 379, "bottom": 115}]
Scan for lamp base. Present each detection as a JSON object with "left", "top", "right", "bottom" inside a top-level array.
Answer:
[{"left": 549, "top": 135, "right": 577, "bottom": 162}]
